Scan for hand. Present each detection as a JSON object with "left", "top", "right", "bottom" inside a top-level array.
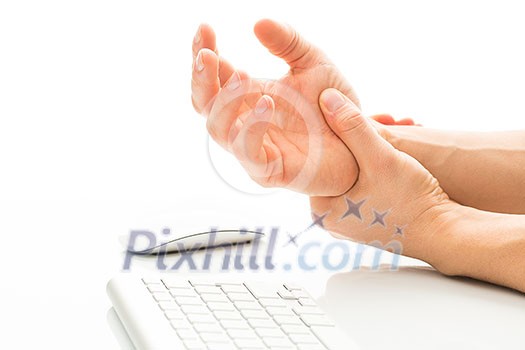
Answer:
[
  {"left": 310, "top": 88, "right": 454, "bottom": 265},
  {"left": 370, "top": 114, "right": 418, "bottom": 126},
  {"left": 192, "top": 19, "right": 360, "bottom": 196}
]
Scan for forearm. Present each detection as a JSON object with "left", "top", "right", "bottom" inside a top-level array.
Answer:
[
  {"left": 385, "top": 127, "right": 525, "bottom": 214},
  {"left": 433, "top": 205, "right": 525, "bottom": 293}
]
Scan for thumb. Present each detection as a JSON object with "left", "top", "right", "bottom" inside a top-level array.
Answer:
[
  {"left": 253, "top": 19, "right": 327, "bottom": 69},
  {"left": 319, "top": 88, "right": 390, "bottom": 160}
]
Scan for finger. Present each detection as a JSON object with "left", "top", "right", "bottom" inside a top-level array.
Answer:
[
  {"left": 371, "top": 114, "right": 396, "bottom": 125},
  {"left": 192, "top": 24, "right": 217, "bottom": 58},
  {"left": 206, "top": 70, "right": 251, "bottom": 147},
  {"left": 319, "top": 88, "right": 391, "bottom": 160},
  {"left": 231, "top": 96, "right": 276, "bottom": 177},
  {"left": 253, "top": 19, "right": 327, "bottom": 70},
  {"left": 191, "top": 48, "right": 220, "bottom": 115},
  {"left": 218, "top": 56, "right": 235, "bottom": 87},
  {"left": 192, "top": 24, "right": 236, "bottom": 86},
  {"left": 395, "top": 118, "right": 416, "bottom": 126}
]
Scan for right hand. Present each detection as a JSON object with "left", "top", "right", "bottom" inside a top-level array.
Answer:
[{"left": 191, "top": 19, "right": 360, "bottom": 196}]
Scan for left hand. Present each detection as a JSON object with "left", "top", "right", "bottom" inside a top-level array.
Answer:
[{"left": 310, "top": 88, "right": 453, "bottom": 264}]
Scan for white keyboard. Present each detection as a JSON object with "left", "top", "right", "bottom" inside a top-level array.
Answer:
[{"left": 107, "top": 275, "right": 354, "bottom": 350}]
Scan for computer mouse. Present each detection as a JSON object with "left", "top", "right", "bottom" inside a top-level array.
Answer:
[{"left": 120, "top": 228, "right": 265, "bottom": 255}]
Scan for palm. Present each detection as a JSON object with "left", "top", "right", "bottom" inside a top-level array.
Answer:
[
  {"left": 191, "top": 19, "right": 364, "bottom": 196},
  {"left": 234, "top": 64, "right": 359, "bottom": 195}
]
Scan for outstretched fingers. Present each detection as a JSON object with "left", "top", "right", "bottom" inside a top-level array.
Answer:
[
  {"left": 192, "top": 24, "right": 235, "bottom": 85},
  {"left": 253, "top": 19, "right": 328, "bottom": 70},
  {"left": 191, "top": 48, "right": 220, "bottom": 115},
  {"left": 231, "top": 95, "right": 281, "bottom": 179},
  {"left": 206, "top": 70, "right": 251, "bottom": 148}
]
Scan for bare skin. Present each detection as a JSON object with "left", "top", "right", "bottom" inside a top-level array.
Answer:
[
  {"left": 313, "top": 90, "right": 525, "bottom": 293},
  {"left": 190, "top": 19, "right": 525, "bottom": 293},
  {"left": 191, "top": 20, "right": 413, "bottom": 196}
]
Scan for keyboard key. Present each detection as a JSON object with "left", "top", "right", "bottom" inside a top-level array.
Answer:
[
  {"left": 254, "top": 327, "right": 286, "bottom": 338},
  {"left": 204, "top": 342, "right": 234, "bottom": 350},
  {"left": 193, "top": 322, "right": 223, "bottom": 333},
  {"left": 194, "top": 285, "right": 222, "bottom": 294},
  {"left": 226, "top": 328, "right": 257, "bottom": 339},
  {"left": 259, "top": 298, "right": 286, "bottom": 308},
  {"left": 189, "top": 280, "right": 216, "bottom": 286},
  {"left": 234, "top": 338, "right": 266, "bottom": 349},
  {"left": 147, "top": 284, "right": 167, "bottom": 293},
  {"left": 162, "top": 278, "right": 191, "bottom": 289},
  {"left": 299, "top": 344, "right": 327, "bottom": 350},
  {"left": 181, "top": 305, "right": 209, "bottom": 314},
  {"left": 274, "top": 315, "right": 303, "bottom": 326},
  {"left": 241, "top": 309, "right": 270, "bottom": 319},
  {"left": 175, "top": 296, "right": 203, "bottom": 306},
  {"left": 142, "top": 277, "right": 161, "bottom": 285},
  {"left": 208, "top": 302, "right": 236, "bottom": 311},
  {"left": 234, "top": 301, "right": 261, "bottom": 310},
  {"left": 164, "top": 310, "right": 185, "bottom": 320},
  {"left": 281, "top": 324, "right": 311, "bottom": 335},
  {"left": 277, "top": 290, "right": 297, "bottom": 300},
  {"left": 175, "top": 328, "right": 199, "bottom": 340},
  {"left": 200, "top": 293, "right": 229, "bottom": 303},
  {"left": 220, "top": 284, "right": 247, "bottom": 293},
  {"left": 220, "top": 319, "right": 250, "bottom": 330},
  {"left": 187, "top": 314, "right": 216, "bottom": 324},
  {"left": 244, "top": 282, "right": 280, "bottom": 299},
  {"left": 170, "top": 319, "right": 192, "bottom": 330},
  {"left": 182, "top": 339, "right": 206, "bottom": 350},
  {"left": 266, "top": 307, "right": 295, "bottom": 316},
  {"left": 158, "top": 301, "right": 178, "bottom": 310},
  {"left": 152, "top": 292, "right": 172, "bottom": 302},
  {"left": 283, "top": 283, "right": 302, "bottom": 291},
  {"left": 300, "top": 315, "right": 335, "bottom": 327},
  {"left": 298, "top": 298, "right": 317, "bottom": 306},
  {"left": 292, "top": 305, "right": 324, "bottom": 315},
  {"left": 263, "top": 336, "right": 294, "bottom": 347},
  {"left": 213, "top": 311, "right": 243, "bottom": 320},
  {"left": 170, "top": 288, "right": 197, "bottom": 297},
  {"left": 289, "top": 332, "right": 322, "bottom": 344},
  {"left": 248, "top": 318, "right": 278, "bottom": 328},
  {"left": 200, "top": 332, "right": 230, "bottom": 343},
  {"left": 228, "top": 292, "right": 255, "bottom": 302}
]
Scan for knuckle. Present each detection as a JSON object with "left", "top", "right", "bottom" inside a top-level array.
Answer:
[
  {"left": 337, "top": 110, "right": 367, "bottom": 135},
  {"left": 191, "top": 95, "right": 202, "bottom": 114},
  {"left": 206, "top": 118, "right": 220, "bottom": 141}
]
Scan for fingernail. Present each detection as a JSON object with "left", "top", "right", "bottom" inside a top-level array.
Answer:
[
  {"left": 255, "top": 97, "right": 268, "bottom": 114},
  {"left": 322, "top": 89, "right": 346, "bottom": 113},
  {"left": 195, "top": 51, "right": 205, "bottom": 72},
  {"left": 226, "top": 72, "right": 241, "bottom": 91},
  {"left": 194, "top": 26, "right": 202, "bottom": 44}
]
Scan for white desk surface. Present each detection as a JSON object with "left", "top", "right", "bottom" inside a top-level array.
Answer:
[{"left": 1, "top": 195, "right": 524, "bottom": 350}]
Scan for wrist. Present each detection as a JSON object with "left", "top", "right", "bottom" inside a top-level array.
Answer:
[
  {"left": 419, "top": 203, "right": 480, "bottom": 275},
  {"left": 424, "top": 204, "right": 502, "bottom": 277}
]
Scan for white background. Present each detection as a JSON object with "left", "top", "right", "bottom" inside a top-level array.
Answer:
[{"left": 1, "top": 0, "right": 525, "bottom": 349}]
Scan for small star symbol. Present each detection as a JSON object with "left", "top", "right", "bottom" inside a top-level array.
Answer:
[
  {"left": 394, "top": 225, "right": 405, "bottom": 236},
  {"left": 309, "top": 212, "right": 328, "bottom": 229},
  {"left": 340, "top": 198, "right": 366, "bottom": 221},
  {"left": 285, "top": 233, "right": 299, "bottom": 247},
  {"left": 283, "top": 211, "right": 330, "bottom": 248},
  {"left": 370, "top": 209, "right": 389, "bottom": 227}
]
